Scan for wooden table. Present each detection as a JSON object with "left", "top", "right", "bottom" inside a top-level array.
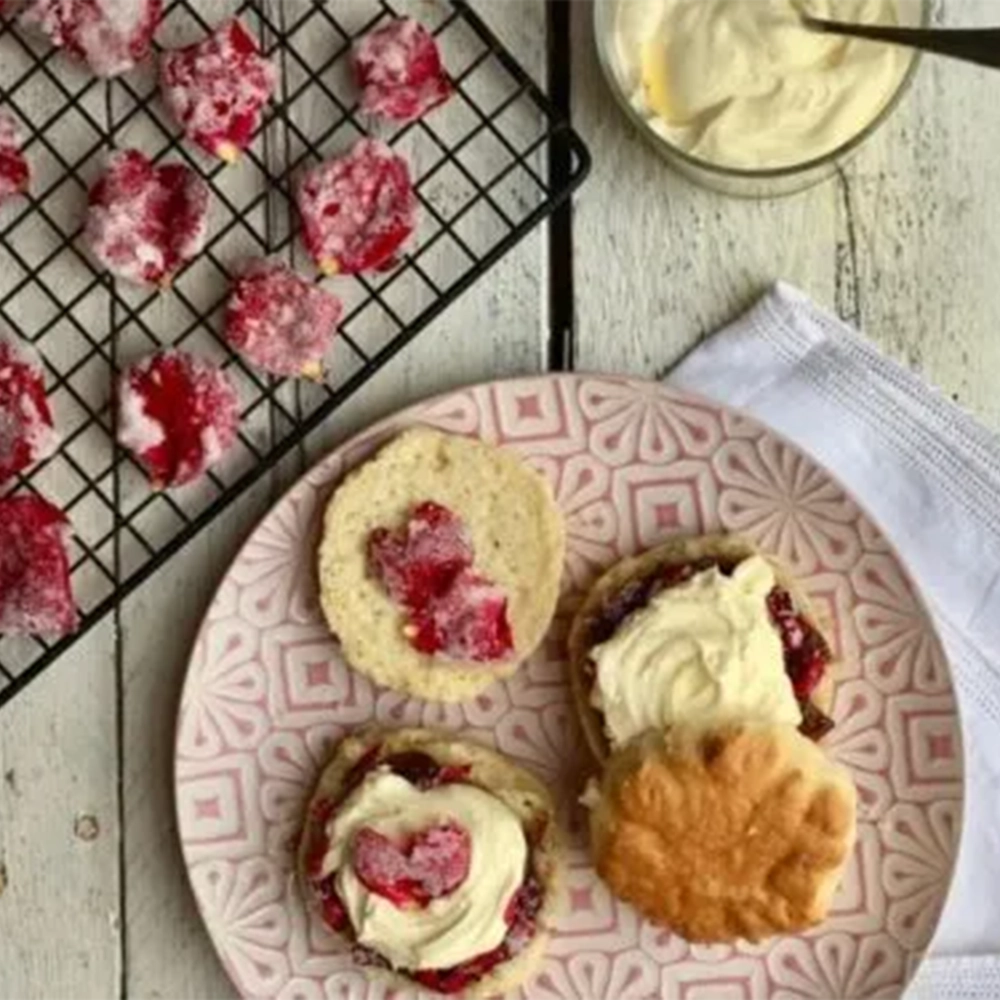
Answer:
[{"left": 2, "top": 0, "right": 998, "bottom": 995}]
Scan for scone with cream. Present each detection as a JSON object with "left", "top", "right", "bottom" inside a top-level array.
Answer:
[
  {"left": 587, "top": 724, "right": 857, "bottom": 943},
  {"left": 299, "top": 727, "right": 563, "bottom": 996},
  {"left": 568, "top": 534, "right": 836, "bottom": 763},
  {"left": 318, "top": 427, "right": 565, "bottom": 702}
]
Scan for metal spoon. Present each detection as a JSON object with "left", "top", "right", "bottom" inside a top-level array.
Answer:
[{"left": 801, "top": 15, "right": 1000, "bottom": 71}]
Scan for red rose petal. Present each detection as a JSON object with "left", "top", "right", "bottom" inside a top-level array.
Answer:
[
  {"left": 352, "top": 17, "right": 453, "bottom": 123},
  {"left": 369, "top": 500, "right": 472, "bottom": 609},
  {"left": 160, "top": 19, "right": 276, "bottom": 162},
  {"left": 368, "top": 501, "right": 514, "bottom": 662},
  {"left": 117, "top": 350, "right": 240, "bottom": 488},
  {"left": 0, "top": 333, "right": 57, "bottom": 485},
  {"left": 85, "top": 149, "right": 210, "bottom": 287},
  {"left": 415, "top": 568, "right": 514, "bottom": 662},
  {"left": 19, "top": 0, "right": 162, "bottom": 77},
  {"left": 0, "top": 495, "right": 77, "bottom": 637},
  {"left": 296, "top": 138, "right": 417, "bottom": 276},
  {"left": 224, "top": 259, "right": 341, "bottom": 378},
  {"left": 353, "top": 821, "right": 471, "bottom": 908},
  {"left": 0, "top": 111, "right": 30, "bottom": 204}
]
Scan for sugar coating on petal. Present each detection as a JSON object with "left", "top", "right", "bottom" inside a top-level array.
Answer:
[
  {"left": 160, "top": 19, "right": 277, "bottom": 159},
  {"left": 20, "top": 0, "right": 162, "bottom": 77},
  {"left": 224, "top": 258, "right": 341, "bottom": 376},
  {"left": 85, "top": 148, "right": 210, "bottom": 286},
  {"left": 296, "top": 138, "right": 417, "bottom": 275}
]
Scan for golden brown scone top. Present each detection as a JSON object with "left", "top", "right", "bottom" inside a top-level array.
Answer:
[{"left": 589, "top": 724, "right": 857, "bottom": 944}]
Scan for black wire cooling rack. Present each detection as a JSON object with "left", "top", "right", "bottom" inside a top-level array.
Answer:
[{"left": 0, "top": 0, "right": 590, "bottom": 708}]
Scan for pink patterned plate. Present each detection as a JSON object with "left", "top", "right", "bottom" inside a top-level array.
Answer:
[{"left": 175, "top": 375, "right": 963, "bottom": 1000}]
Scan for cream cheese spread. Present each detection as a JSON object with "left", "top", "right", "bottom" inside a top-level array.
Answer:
[
  {"left": 320, "top": 769, "right": 527, "bottom": 971},
  {"left": 612, "top": 0, "right": 910, "bottom": 169},
  {"left": 590, "top": 555, "right": 801, "bottom": 747}
]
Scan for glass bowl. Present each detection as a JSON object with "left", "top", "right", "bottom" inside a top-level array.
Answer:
[{"left": 593, "top": 0, "right": 930, "bottom": 198}]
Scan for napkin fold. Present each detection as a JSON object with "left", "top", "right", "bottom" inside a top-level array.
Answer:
[{"left": 669, "top": 283, "right": 1000, "bottom": 998}]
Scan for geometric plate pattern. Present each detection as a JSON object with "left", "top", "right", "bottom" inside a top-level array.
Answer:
[{"left": 175, "top": 374, "right": 964, "bottom": 999}]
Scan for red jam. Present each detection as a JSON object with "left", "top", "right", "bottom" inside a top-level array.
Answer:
[{"left": 368, "top": 501, "right": 514, "bottom": 662}]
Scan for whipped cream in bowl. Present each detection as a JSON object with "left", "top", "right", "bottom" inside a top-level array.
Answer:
[{"left": 595, "top": 0, "right": 927, "bottom": 195}]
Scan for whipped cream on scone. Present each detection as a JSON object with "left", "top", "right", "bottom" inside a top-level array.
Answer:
[
  {"left": 300, "top": 727, "right": 563, "bottom": 997},
  {"left": 568, "top": 534, "right": 837, "bottom": 763},
  {"left": 319, "top": 771, "right": 527, "bottom": 970},
  {"left": 590, "top": 556, "right": 801, "bottom": 749}
]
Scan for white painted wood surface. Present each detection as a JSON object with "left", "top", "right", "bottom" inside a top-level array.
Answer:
[
  {"left": 572, "top": 0, "right": 1000, "bottom": 430},
  {"left": 5, "top": 0, "right": 1000, "bottom": 997}
]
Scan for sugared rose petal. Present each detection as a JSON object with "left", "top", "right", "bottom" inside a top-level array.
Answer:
[
  {"left": 353, "top": 822, "right": 471, "bottom": 908},
  {"left": 117, "top": 350, "right": 239, "bottom": 488},
  {"left": 352, "top": 17, "right": 453, "bottom": 123},
  {"left": 0, "top": 494, "right": 77, "bottom": 637},
  {"left": 160, "top": 19, "right": 276, "bottom": 162},
  {"left": 85, "top": 148, "right": 210, "bottom": 287},
  {"left": 296, "top": 138, "right": 417, "bottom": 276},
  {"left": 0, "top": 333, "right": 57, "bottom": 485},
  {"left": 0, "top": 111, "right": 30, "bottom": 204},
  {"left": 368, "top": 501, "right": 514, "bottom": 661},
  {"left": 224, "top": 259, "right": 341, "bottom": 378},
  {"left": 19, "top": 0, "right": 162, "bottom": 77}
]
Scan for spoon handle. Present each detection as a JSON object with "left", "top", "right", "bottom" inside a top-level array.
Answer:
[{"left": 801, "top": 17, "right": 1000, "bottom": 71}]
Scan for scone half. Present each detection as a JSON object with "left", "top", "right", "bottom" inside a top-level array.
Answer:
[
  {"left": 588, "top": 724, "right": 857, "bottom": 944},
  {"left": 568, "top": 533, "right": 837, "bottom": 764},
  {"left": 318, "top": 427, "right": 565, "bottom": 702},
  {"left": 299, "top": 726, "right": 563, "bottom": 997}
]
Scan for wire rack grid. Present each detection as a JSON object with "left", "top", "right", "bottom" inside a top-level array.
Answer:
[{"left": 0, "top": 0, "right": 590, "bottom": 708}]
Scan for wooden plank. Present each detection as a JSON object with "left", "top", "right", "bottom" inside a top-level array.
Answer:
[
  {"left": 570, "top": 3, "right": 840, "bottom": 377},
  {"left": 571, "top": 1, "right": 1000, "bottom": 439},
  {"left": 0, "top": 623, "right": 119, "bottom": 1000},
  {"left": 841, "top": 0, "right": 1000, "bottom": 430},
  {"left": 121, "top": 1, "right": 549, "bottom": 996}
]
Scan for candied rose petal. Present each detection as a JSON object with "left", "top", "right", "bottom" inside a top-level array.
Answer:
[
  {"left": 224, "top": 259, "right": 341, "bottom": 378},
  {"left": 0, "top": 494, "right": 77, "bottom": 636},
  {"left": 296, "top": 137, "right": 416, "bottom": 276},
  {"left": 0, "top": 333, "right": 57, "bottom": 484},
  {"left": 352, "top": 17, "right": 452, "bottom": 123},
  {"left": 19, "top": 0, "right": 162, "bottom": 77},
  {"left": 368, "top": 501, "right": 513, "bottom": 661},
  {"left": 117, "top": 349, "right": 239, "bottom": 488},
  {"left": 413, "top": 568, "right": 514, "bottom": 661},
  {"left": 368, "top": 500, "right": 472, "bottom": 608},
  {"left": 160, "top": 18, "right": 276, "bottom": 161},
  {"left": 0, "top": 110, "right": 30, "bottom": 204},
  {"left": 85, "top": 148, "right": 210, "bottom": 286},
  {"left": 353, "top": 821, "right": 471, "bottom": 907}
]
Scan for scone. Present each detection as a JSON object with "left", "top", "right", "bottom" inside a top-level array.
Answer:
[
  {"left": 299, "top": 726, "right": 563, "bottom": 997},
  {"left": 318, "top": 428, "right": 565, "bottom": 701},
  {"left": 568, "top": 533, "right": 837, "bottom": 763},
  {"left": 587, "top": 724, "right": 857, "bottom": 943}
]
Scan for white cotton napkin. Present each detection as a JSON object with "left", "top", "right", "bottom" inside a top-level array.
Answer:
[{"left": 669, "top": 282, "right": 1000, "bottom": 999}]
